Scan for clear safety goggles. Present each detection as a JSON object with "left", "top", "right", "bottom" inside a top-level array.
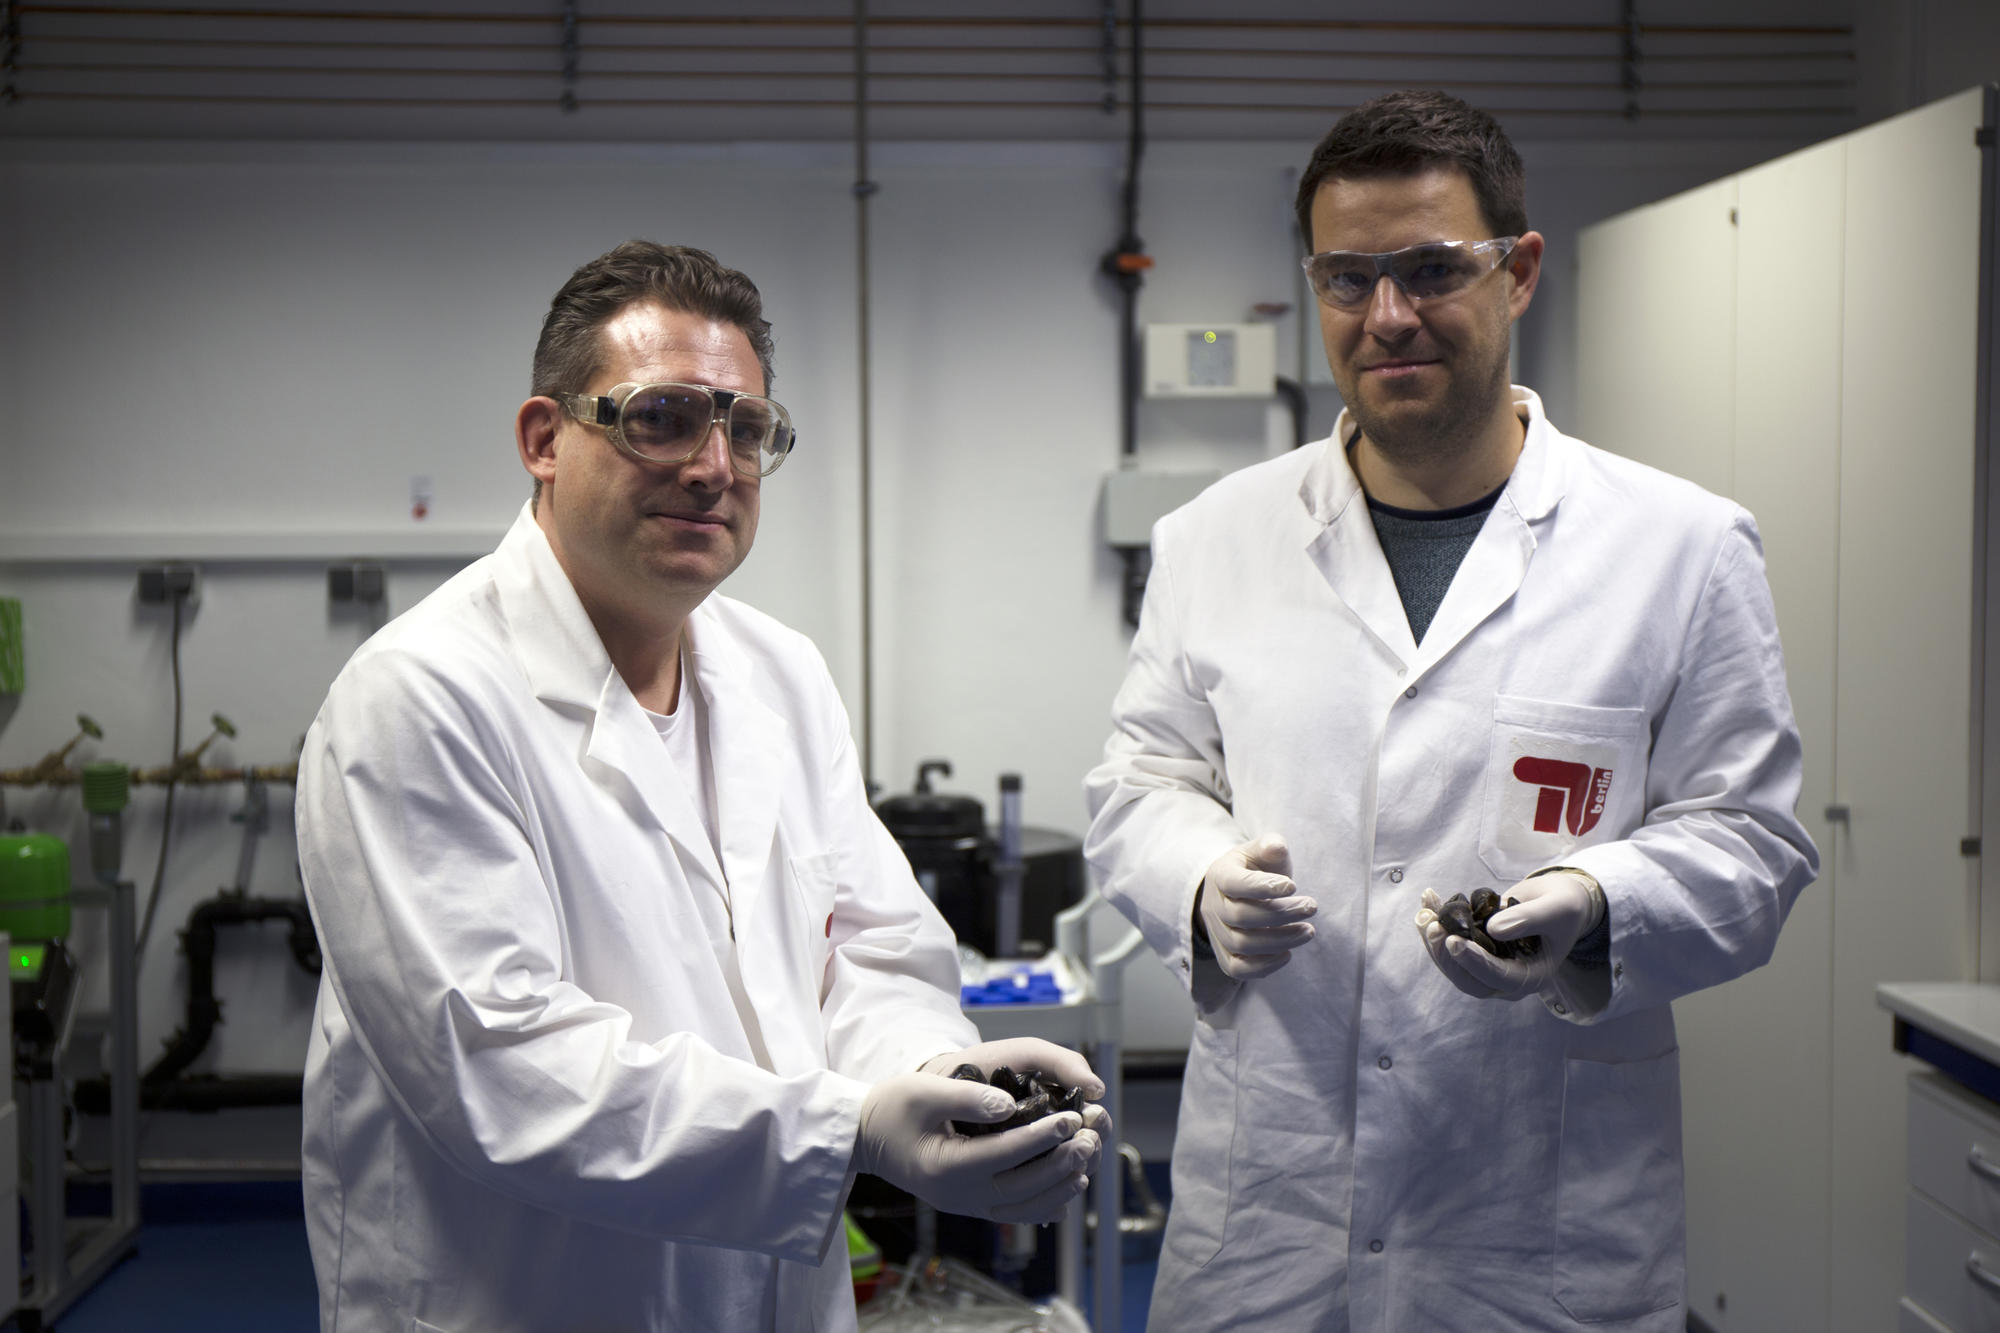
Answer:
[
  {"left": 1301, "top": 236, "right": 1520, "bottom": 310},
  {"left": 560, "top": 380, "right": 797, "bottom": 478}
]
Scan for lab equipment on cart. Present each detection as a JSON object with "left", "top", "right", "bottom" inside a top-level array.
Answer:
[{"left": 956, "top": 891, "right": 1149, "bottom": 1333}]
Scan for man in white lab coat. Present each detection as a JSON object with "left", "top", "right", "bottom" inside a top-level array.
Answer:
[
  {"left": 298, "top": 241, "right": 1106, "bottom": 1333},
  {"left": 1085, "top": 91, "right": 1818, "bottom": 1330}
]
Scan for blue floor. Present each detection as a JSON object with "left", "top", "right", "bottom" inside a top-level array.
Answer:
[{"left": 18, "top": 1182, "right": 1157, "bottom": 1332}]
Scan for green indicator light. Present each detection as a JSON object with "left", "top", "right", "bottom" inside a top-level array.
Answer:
[{"left": 1203, "top": 330, "right": 1218, "bottom": 344}]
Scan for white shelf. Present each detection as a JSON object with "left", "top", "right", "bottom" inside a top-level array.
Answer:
[
  {"left": 1880, "top": 983, "right": 2000, "bottom": 1071},
  {"left": 0, "top": 529, "right": 503, "bottom": 564}
]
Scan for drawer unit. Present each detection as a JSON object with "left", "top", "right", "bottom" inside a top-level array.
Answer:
[
  {"left": 1913, "top": 1071, "right": 2000, "bottom": 1238},
  {"left": 1909, "top": 1187, "right": 2000, "bottom": 1332},
  {"left": 1910, "top": 1298, "right": 1961, "bottom": 1332}
]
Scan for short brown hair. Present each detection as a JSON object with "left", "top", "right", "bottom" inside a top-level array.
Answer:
[
  {"left": 532, "top": 240, "right": 776, "bottom": 400},
  {"left": 1294, "top": 90, "right": 1527, "bottom": 249}
]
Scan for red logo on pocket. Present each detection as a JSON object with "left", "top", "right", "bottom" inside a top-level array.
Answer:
[{"left": 1513, "top": 757, "right": 1613, "bottom": 836}]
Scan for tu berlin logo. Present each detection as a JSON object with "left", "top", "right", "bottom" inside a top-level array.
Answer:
[{"left": 1514, "top": 758, "right": 1613, "bottom": 836}]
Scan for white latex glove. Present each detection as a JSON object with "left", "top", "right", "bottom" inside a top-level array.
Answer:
[
  {"left": 853, "top": 1073, "right": 1099, "bottom": 1224},
  {"left": 1197, "top": 834, "right": 1318, "bottom": 980},
  {"left": 1414, "top": 872, "right": 1604, "bottom": 1001},
  {"left": 920, "top": 1037, "right": 1113, "bottom": 1151}
]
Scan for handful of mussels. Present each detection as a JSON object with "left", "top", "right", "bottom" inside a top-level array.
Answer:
[
  {"left": 947, "top": 1064, "right": 1086, "bottom": 1136},
  {"left": 1434, "top": 888, "right": 1542, "bottom": 961}
]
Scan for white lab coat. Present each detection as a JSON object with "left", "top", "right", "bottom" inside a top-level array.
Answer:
[
  {"left": 298, "top": 505, "right": 977, "bottom": 1333},
  {"left": 1084, "top": 389, "right": 1818, "bottom": 1331}
]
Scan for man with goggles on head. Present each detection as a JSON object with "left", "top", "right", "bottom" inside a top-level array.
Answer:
[
  {"left": 1086, "top": 91, "right": 1815, "bottom": 1330},
  {"left": 297, "top": 240, "right": 1107, "bottom": 1333}
]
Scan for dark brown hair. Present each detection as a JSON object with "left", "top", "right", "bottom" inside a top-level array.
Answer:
[
  {"left": 531, "top": 240, "right": 776, "bottom": 400},
  {"left": 1294, "top": 90, "right": 1528, "bottom": 249}
]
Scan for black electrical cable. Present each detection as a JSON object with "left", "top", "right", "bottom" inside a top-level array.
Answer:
[
  {"left": 1119, "top": 0, "right": 1144, "bottom": 277},
  {"left": 1275, "top": 375, "right": 1309, "bottom": 449},
  {"left": 1104, "top": 0, "right": 1149, "bottom": 627},
  {"left": 1109, "top": 0, "right": 1145, "bottom": 462},
  {"left": 135, "top": 589, "right": 185, "bottom": 971}
]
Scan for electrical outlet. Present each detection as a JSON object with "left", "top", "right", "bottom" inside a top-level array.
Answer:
[
  {"left": 326, "top": 562, "right": 386, "bottom": 605},
  {"left": 136, "top": 563, "right": 200, "bottom": 607}
]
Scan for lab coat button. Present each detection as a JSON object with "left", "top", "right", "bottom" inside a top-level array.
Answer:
[
  {"left": 1404, "top": 686, "right": 1418, "bottom": 699},
  {"left": 1552, "top": 1002, "right": 1569, "bottom": 1015},
  {"left": 1369, "top": 1239, "right": 1384, "bottom": 1253},
  {"left": 1388, "top": 868, "right": 1404, "bottom": 883},
  {"left": 1377, "top": 1055, "right": 1392, "bottom": 1070}
]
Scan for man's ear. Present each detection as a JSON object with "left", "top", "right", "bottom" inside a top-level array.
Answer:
[
  {"left": 517, "top": 396, "right": 563, "bottom": 488},
  {"left": 1506, "top": 231, "right": 1545, "bottom": 321}
]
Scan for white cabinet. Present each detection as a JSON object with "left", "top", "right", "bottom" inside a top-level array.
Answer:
[
  {"left": 1905, "top": 1071, "right": 2000, "bottom": 1332},
  {"left": 1575, "top": 86, "right": 1996, "bottom": 1332}
]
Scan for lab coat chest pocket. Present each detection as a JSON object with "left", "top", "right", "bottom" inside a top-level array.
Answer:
[
  {"left": 1477, "top": 695, "right": 1648, "bottom": 884},
  {"left": 1553, "top": 1048, "right": 1684, "bottom": 1320}
]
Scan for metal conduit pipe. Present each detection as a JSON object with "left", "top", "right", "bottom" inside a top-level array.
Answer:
[
  {"left": 22, "top": 37, "right": 1861, "bottom": 62},
  {"left": 7, "top": 9, "right": 1854, "bottom": 38},
  {"left": 853, "top": 0, "right": 876, "bottom": 787}
]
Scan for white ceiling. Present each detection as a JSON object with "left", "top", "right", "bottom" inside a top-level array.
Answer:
[{"left": 0, "top": 0, "right": 1862, "bottom": 143}]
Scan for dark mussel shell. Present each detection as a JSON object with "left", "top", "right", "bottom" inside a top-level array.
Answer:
[
  {"left": 948, "top": 1064, "right": 1087, "bottom": 1137},
  {"left": 1435, "top": 890, "right": 1543, "bottom": 961},
  {"left": 1433, "top": 892, "right": 1499, "bottom": 955}
]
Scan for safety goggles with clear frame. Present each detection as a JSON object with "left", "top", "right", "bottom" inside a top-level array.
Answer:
[
  {"left": 559, "top": 381, "right": 797, "bottom": 478},
  {"left": 1301, "top": 237, "right": 1520, "bottom": 310}
]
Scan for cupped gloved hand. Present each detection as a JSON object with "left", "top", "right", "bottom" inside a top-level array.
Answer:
[
  {"left": 1414, "top": 871, "right": 1604, "bottom": 1001},
  {"left": 920, "top": 1036, "right": 1112, "bottom": 1144},
  {"left": 920, "top": 1037, "right": 1104, "bottom": 1101},
  {"left": 1197, "top": 834, "right": 1318, "bottom": 980},
  {"left": 853, "top": 1073, "right": 1099, "bottom": 1223}
]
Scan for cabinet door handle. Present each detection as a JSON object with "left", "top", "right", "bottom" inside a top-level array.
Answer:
[
  {"left": 1969, "top": 1253, "right": 2000, "bottom": 1297},
  {"left": 1970, "top": 1146, "right": 2000, "bottom": 1185}
]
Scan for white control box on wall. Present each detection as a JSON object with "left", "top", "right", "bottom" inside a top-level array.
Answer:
[
  {"left": 1143, "top": 322, "right": 1276, "bottom": 398},
  {"left": 1102, "top": 467, "right": 1222, "bottom": 547}
]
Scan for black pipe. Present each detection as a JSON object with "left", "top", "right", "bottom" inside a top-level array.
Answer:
[
  {"left": 1099, "top": 0, "right": 1149, "bottom": 627},
  {"left": 74, "top": 891, "right": 320, "bottom": 1114},
  {"left": 145, "top": 892, "right": 320, "bottom": 1086},
  {"left": 1274, "top": 374, "right": 1309, "bottom": 449},
  {"left": 1107, "top": 0, "right": 1145, "bottom": 462},
  {"left": 75, "top": 1072, "right": 303, "bottom": 1115}
]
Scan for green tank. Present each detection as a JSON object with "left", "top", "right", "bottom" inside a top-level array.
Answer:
[{"left": 0, "top": 834, "right": 71, "bottom": 942}]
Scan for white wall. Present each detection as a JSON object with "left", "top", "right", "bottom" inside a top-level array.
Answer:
[{"left": 0, "top": 131, "right": 1801, "bottom": 1086}]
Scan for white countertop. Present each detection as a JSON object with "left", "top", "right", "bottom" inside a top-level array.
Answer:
[{"left": 1878, "top": 982, "right": 2000, "bottom": 1069}]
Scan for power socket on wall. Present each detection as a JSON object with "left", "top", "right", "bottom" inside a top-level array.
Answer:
[
  {"left": 135, "top": 563, "right": 201, "bottom": 608},
  {"left": 326, "top": 562, "right": 386, "bottom": 605}
]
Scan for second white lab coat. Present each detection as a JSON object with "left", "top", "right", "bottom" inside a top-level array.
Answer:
[
  {"left": 298, "top": 505, "right": 977, "bottom": 1333},
  {"left": 1085, "top": 389, "right": 1818, "bottom": 1331}
]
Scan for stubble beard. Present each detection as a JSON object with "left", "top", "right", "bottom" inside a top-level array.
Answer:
[{"left": 1348, "top": 346, "right": 1513, "bottom": 471}]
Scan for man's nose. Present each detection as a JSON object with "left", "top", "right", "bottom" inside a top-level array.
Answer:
[
  {"left": 678, "top": 417, "right": 737, "bottom": 489},
  {"left": 1362, "top": 274, "right": 1420, "bottom": 337}
]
